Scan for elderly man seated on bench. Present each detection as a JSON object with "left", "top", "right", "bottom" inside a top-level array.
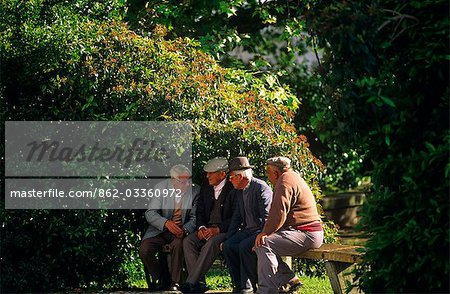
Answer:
[
  {"left": 139, "top": 165, "right": 200, "bottom": 292},
  {"left": 181, "top": 157, "right": 236, "bottom": 293},
  {"left": 254, "top": 157, "right": 324, "bottom": 294}
]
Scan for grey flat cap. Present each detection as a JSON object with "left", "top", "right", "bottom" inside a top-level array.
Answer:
[
  {"left": 267, "top": 156, "right": 291, "bottom": 169},
  {"left": 203, "top": 157, "right": 229, "bottom": 173}
]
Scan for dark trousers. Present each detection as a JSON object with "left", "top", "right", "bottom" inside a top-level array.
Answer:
[
  {"left": 183, "top": 231, "right": 226, "bottom": 284},
  {"left": 222, "top": 229, "right": 259, "bottom": 290},
  {"left": 139, "top": 231, "right": 184, "bottom": 285}
]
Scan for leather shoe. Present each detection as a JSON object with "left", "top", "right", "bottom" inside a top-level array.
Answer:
[
  {"left": 180, "top": 282, "right": 204, "bottom": 293},
  {"left": 197, "top": 282, "right": 209, "bottom": 293},
  {"left": 168, "top": 282, "right": 180, "bottom": 291},
  {"left": 279, "top": 277, "right": 303, "bottom": 293},
  {"left": 153, "top": 283, "right": 169, "bottom": 291}
]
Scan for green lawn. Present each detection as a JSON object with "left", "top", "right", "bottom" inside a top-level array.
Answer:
[
  {"left": 131, "top": 268, "right": 333, "bottom": 293},
  {"left": 295, "top": 276, "right": 333, "bottom": 294},
  {"left": 205, "top": 268, "right": 332, "bottom": 293}
]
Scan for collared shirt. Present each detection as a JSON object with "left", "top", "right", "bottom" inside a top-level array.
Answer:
[{"left": 213, "top": 178, "right": 226, "bottom": 200}]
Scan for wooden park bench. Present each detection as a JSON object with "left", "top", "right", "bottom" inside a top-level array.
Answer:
[
  {"left": 155, "top": 243, "right": 363, "bottom": 294},
  {"left": 284, "top": 243, "right": 363, "bottom": 294}
]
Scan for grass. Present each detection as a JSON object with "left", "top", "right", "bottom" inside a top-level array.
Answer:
[
  {"left": 205, "top": 268, "right": 232, "bottom": 291},
  {"left": 129, "top": 268, "right": 332, "bottom": 293},
  {"left": 205, "top": 267, "right": 332, "bottom": 293},
  {"left": 298, "top": 276, "right": 333, "bottom": 294}
]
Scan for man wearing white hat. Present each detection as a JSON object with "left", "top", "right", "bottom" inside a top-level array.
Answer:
[{"left": 181, "top": 157, "right": 237, "bottom": 293}]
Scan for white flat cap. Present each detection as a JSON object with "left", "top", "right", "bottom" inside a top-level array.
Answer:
[
  {"left": 267, "top": 156, "right": 291, "bottom": 169},
  {"left": 203, "top": 157, "right": 228, "bottom": 173}
]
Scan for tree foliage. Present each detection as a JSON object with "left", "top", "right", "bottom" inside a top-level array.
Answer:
[
  {"left": 125, "top": 0, "right": 369, "bottom": 189},
  {"left": 0, "top": 0, "right": 333, "bottom": 291},
  {"left": 305, "top": 0, "right": 449, "bottom": 292}
]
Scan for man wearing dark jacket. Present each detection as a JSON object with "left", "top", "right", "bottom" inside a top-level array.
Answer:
[
  {"left": 222, "top": 157, "right": 273, "bottom": 293},
  {"left": 181, "top": 157, "right": 236, "bottom": 293}
]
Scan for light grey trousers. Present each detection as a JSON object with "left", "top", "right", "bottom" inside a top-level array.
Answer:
[
  {"left": 255, "top": 229, "right": 324, "bottom": 294},
  {"left": 183, "top": 231, "right": 226, "bottom": 284}
]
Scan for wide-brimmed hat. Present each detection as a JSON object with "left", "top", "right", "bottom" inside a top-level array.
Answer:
[
  {"left": 203, "top": 157, "right": 228, "bottom": 173},
  {"left": 229, "top": 156, "right": 254, "bottom": 172}
]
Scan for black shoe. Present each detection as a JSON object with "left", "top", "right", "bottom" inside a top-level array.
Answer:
[
  {"left": 147, "top": 282, "right": 157, "bottom": 291},
  {"left": 153, "top": 283, "right": 168, "bottom": 292},
  {"left": 168, "top": 282, "right": 180, "bottom": 291},
  {"left": 151, "top": 279, "right": 171, "bottom": 292},
  {"left": 197, "top": 282, "right": 209, "bottom": 293},
  {"left": 180, "top": 282, "right": 190, "bottom": 292},
  {"left": 180, "top": 282, "right": 199, "bottom": 293}
]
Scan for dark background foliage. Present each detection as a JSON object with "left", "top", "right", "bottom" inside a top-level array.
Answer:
[{"left": 305, "top": 0, "right": 449, "bottom": 292}]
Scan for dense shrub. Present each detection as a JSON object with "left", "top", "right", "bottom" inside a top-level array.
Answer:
[
  {"left": 1, "top": 0, "right": 333, "bottom": 291},
  {"left": 306, "top": 0, "right": 449, "bottom": 292}
]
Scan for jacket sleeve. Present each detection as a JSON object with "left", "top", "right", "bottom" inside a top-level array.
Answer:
[
  {"left": 145, "top": 194, "right": 168, "bottom": 232},
  {"left": 262, "top": 178, "right": 291, "bottom": 235},
  {"left": 195, "top": 183, "right": 208, "bottom": 229},
  {"left": 225, "top": 191, "right": 242, "bottom": 239},
  {"left": 258, "top": 181, "right": 273, "bottom": 226},
  {"left": 183, "top": 185, "right": 200, "bottom": 234}
]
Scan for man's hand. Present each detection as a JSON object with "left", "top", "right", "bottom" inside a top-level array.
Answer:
[
  {"left": 174, "top": 230, "right": 184, "bottom": 239},
  {"left": 165, "top": 220, "right": 183, "bottom": 236},
  {"left": 197, "top": 227, "right": 207, "bottom": 240},
  {"left": 254, "top": 232, "right": 268, "bottom": 249},
  {"left": 204, "top": 227, "right": 220, "bottom": 240}
]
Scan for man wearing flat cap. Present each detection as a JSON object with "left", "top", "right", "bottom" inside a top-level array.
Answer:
[
  {"left": 181, "top": 157, "right": 237, "bottom": 293},
  {"left": 254, "top": 157, "right": 323, "bottom": 294},
  {"left": 222, "top": 156, "right": 273, "bottom": 293}
]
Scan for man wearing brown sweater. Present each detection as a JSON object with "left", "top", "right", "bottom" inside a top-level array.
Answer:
[{"left": 254, "top": 157, "right": 323, "bottom": 294}]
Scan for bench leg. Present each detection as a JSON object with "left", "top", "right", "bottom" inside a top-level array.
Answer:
[{"left": 325, "top": 261, "right": 352, "bottom": 294}]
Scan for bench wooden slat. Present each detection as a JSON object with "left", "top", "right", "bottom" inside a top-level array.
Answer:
[{"left": 294, "top": 243, "right": 363, "bottom": 263}]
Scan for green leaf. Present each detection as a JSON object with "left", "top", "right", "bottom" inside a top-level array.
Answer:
[
  {"left": 380, "top": 95, "right": 396, "bottom": 108},
  {"left": 385, "top": 136, "right": 390, "bottom": 146}
]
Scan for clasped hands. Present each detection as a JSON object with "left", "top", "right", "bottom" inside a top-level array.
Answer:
[
  {"left": 164, "top": 220, "right": 185, "bottom": 239},
  {"left": 197, "top": 226, "right": 220, "bottom": 241}
]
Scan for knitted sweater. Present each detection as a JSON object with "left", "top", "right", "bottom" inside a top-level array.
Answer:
[{"left": 263, "top": 170, "right": 320, "bottom": 235}]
